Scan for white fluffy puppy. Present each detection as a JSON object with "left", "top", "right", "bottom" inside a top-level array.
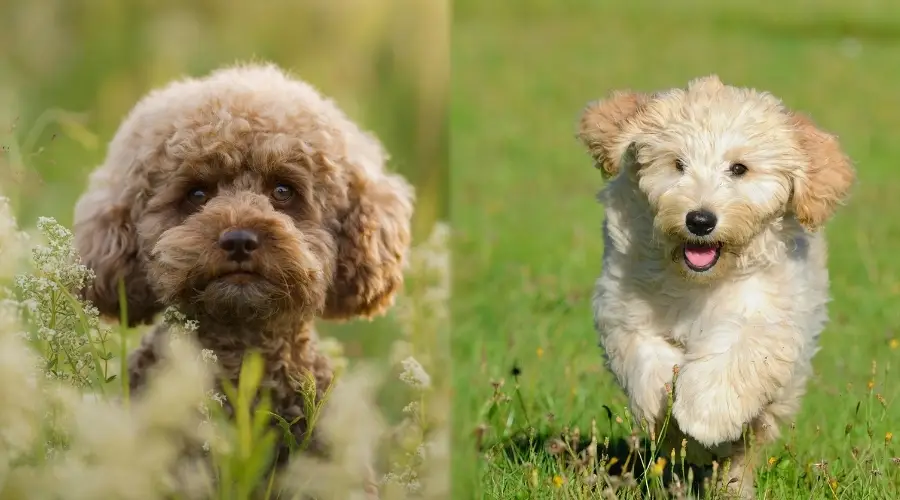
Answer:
[{"left": 577, "top": 75, "right": 855, "bottom": 495}]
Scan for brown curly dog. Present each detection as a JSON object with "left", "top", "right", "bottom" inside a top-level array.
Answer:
[{"left": 72, "top": 63, "right": 414, "bottom": 467}]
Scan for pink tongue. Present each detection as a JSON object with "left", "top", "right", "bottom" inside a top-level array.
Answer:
[{"left": 684, "top": 245, "right": 717, "bottom": 268}]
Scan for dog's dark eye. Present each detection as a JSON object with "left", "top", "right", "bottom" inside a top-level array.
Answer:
[
  {"left": 187, "top": 188, "right": 209, "bottom": 206},
  {"left": 675, "top": 159, "right": 686, "bottom": 172},
  {"left": 272, "top": 184, "right": 294, "bottom": 203},
  {"left": 729, "top": 163, "right": 749, "bottom": 177}
]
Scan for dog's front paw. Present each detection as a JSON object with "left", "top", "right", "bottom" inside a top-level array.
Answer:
[
  {"left": 672, "top": 367, "right": 747, "bottom": 448},
  {"left": 621, "top": 342, "right": 684, "bottom": 427}
]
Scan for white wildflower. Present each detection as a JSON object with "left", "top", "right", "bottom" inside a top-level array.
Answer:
[
  {"left": 379, "top": 222, "right": 452, "bottom": 498},
  {"left": 200, "top": 348, "right": 217, "bottom": 364},
  {"left": 399, "top": 356, "right": 431, "bottom": 390},
  {"left": 401, "top": 401, "right": 420, "bottom": 415},
  {"left": 209, "top": 391, "right": 226, "bottom": 406},
  {"left": 162, "top": 308, "right": 227, "bottom": 460},
  {"left": 163, "top": 306, "right": 199, "bottom": 337},
  {"left": 381, "top": 466, "right": 423, "bottom": 494},
  {"left": 15, "top": 217, "right": 110, "bottom": 388},
  {"left": 407, "top": 479, "right": 423, "bottom": 493}
]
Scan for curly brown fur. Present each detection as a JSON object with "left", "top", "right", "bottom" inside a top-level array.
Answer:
[{"left": 73, "top": 62, "right": 414, "bottom": 477}]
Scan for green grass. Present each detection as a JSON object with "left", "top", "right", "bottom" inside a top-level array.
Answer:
[{"left": 451, "top": 1, "right": 900, "bottom": 497}]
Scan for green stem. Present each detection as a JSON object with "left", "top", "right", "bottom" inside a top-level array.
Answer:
[{"left": 56, "top": 283, "right": 107, "bottom": 393}]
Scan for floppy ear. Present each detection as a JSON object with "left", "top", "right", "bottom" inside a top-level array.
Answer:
[
  {"left": 789, "top": 113, "right": 856, "bottom": 231},
  {"left": 577, "top": 91, "right": 650, "bottom": 178},
  {"left": 322, "top": 168, "right": 415, "bottom": 320},
  {"left": 73, "top": 179, "right": 161, "bottom": 326}
]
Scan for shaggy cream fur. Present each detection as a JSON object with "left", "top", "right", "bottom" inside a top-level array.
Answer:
[{"left": 578, "top": 75, "right": 855, "bottom": 496}]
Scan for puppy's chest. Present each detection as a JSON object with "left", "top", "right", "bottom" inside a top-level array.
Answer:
[{"left": 662, "top": 278, "right": 791, "bottom": 344}]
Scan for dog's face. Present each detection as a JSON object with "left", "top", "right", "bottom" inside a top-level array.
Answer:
[
  {"left": 73, "top": 64, "right": 414, "bottom": 328},
  {"left": 625, "top": 80, "right": 803, "bottom": 280},
  {"left": 138, "top": 159, "right": 340, "bottom": 324},
  {"left": 579, "top": 76, "right": 855, "bottom": 281}
]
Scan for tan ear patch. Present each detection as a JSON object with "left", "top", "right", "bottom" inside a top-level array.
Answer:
[
  {"left": 577, "top": 91, "right": 649, "bottom": 178},
  {"left": 790, "top": 113, "right": 856, "bottom": 230}
]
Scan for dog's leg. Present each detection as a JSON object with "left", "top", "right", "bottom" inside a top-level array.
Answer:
[
  {"left": 718, "top": 407, "right": 785, "bottom": 500},
  {"left": 672, "top": 380, "right": 803, "bottom": 498},
  {"left": 658, "top": 419, "right": 716, "bottom": 467},
  {"left": 721, "top": 380, "right": 806, "bottom": 499},
  {"left": 671, "top": 320, "right": 802, "bottom": 449},
  {"left": 602, "top": 330, "right": 684, "bottom": 429},
  {"left": 721, "top": 442, "right": 757, "bottom": 499}
]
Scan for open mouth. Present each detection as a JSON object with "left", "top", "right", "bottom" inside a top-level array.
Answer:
[{"left": 683, "top": 243, "right": 721, "bottom": 272}]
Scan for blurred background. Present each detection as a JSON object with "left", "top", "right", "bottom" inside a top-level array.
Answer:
[
  {"left": 452, "top": 0, "right": 900, "bottom": 496},
  {"left": 0, "top": 0, "right": 448, "bottom": 361}
]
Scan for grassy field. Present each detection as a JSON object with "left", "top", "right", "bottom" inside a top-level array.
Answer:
[{"left": 452, "top": 0, "right": 900, "bottom": 498}]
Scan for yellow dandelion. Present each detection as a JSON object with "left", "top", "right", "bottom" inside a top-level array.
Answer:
[
  {"left": 890, "top": 339, "right": 899, "bottom": 350},
  {"left": 829, "top": 479, "right": 839, "bottom": 492},
  {"left": 886, "top": 432, "right": 894, "bottom": 445},
  {"left": 768, "top": 456, "right": 778, "bottom": 466},
  {"left": 607, "top": 457, "right": 619, "bottom": 467},
  {"left": 868, "top": 380, "right": 875, "bottom": 391},
  {"left": 536, "top": 347, "right": 544, "bottom": 359},
  {"left": 552, "top": 475, "right": 564, "bottom": 488},
  {"left": 649, "top": 457, "right": 667, "bottom": 477}
]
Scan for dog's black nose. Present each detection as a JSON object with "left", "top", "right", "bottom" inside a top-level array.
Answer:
[
  {"left": 219, "top": 229, "right": 259, "bottom": 262},
  {"left": 685, "top": 210, "right": 717, "bottom": 236}
]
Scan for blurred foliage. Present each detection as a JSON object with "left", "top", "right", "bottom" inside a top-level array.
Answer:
[
  {"left": 454, "top": 0, "right": 900, "bottom": 22},
  {"left": 0, "top": 0, "right": 448, "bottom": 238}
]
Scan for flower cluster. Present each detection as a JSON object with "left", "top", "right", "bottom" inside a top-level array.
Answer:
[
  {"left": 14, "top": 217, "right": 111, "bottom": 388},
  {"left": 381, "top": 222, "right": 451, "bottom": 496}
]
